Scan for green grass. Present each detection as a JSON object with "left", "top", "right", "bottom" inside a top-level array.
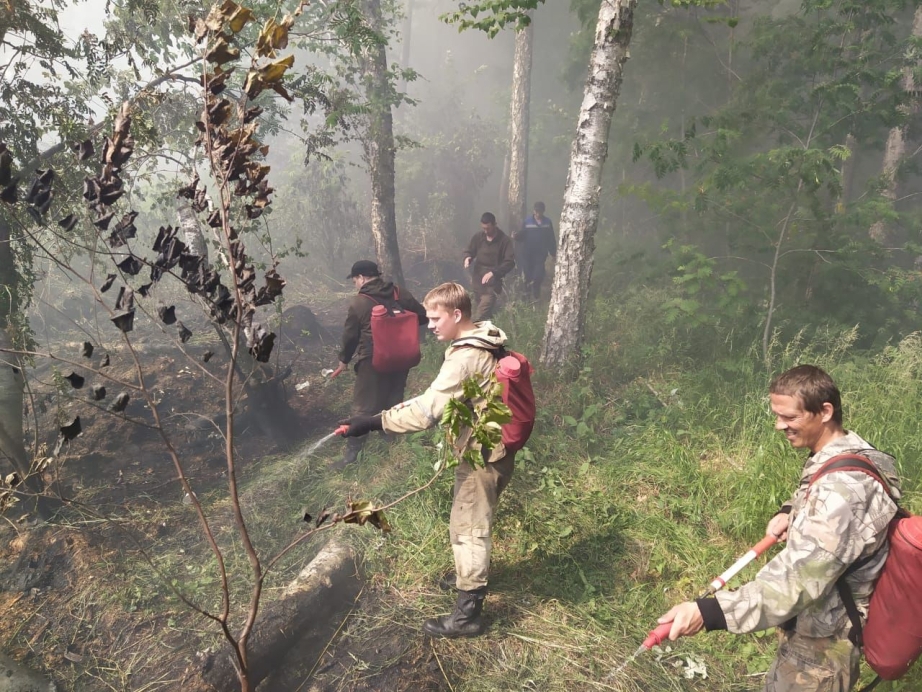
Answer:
[
  {"left": 39, "top": 292, "right": 922, "bottom": 691},
  {"left": 283, "top": 296, "right": 922, "bottom": 691}
]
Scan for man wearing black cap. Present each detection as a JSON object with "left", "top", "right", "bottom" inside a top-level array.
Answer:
[{"left": 330, "top": 260, "right": 427, "bottom": 467}]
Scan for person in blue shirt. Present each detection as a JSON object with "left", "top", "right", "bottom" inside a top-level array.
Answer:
[{"left": 513, "top": 202, "right": 556, "bottom": 300}]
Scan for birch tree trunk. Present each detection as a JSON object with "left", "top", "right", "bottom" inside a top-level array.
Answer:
[
  {"left": 869, "top": 6, "right": 922, "bottom": 244},
  {"left": 361, "top": 0, "right": 405, "bottom": 288},
  {"left": 541, "top": 0, "right": 637, "bottom": 368},
  {"left": 506, "top": 17, "right": 533, "bottom": 237}
]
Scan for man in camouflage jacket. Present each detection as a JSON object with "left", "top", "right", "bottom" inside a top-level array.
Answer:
[{"left": 659, "top": 364, "right": 901, "bottom": 691}]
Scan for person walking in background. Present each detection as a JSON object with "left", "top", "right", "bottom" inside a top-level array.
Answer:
[
  {"left": 339, "top": 282, "right": 516, "bottom": 638},
  {"left": 658, "top": 365, "right": 901, "bottom": 692},
  {"left": 330, "top": 260, "right": 426, "bottom": 468},
  {"left": 514, "top": 201, "right": 556, "bottom": 300},
  {"left": 463, "top": 212, "right": 515, "bottom": 322}
]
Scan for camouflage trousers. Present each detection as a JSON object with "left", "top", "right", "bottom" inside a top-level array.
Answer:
[{"left": 764, "top": 630, "right": 861, "bottom": 692}]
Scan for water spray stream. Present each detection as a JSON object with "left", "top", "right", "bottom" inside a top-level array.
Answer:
[
  {"left": 605, "top": 535, "right": 778, "bottom": 680},
  {"left": 303, "top": 425, "right": 349, "bottom": 457}
]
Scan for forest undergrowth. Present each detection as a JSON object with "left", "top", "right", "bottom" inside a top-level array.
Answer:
[{"left": 282, "top": 290, "right": 922, "bottom": 692}]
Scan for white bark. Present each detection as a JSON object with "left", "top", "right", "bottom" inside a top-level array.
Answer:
[
  {"left": 541, "top": 0, "right": 638, "bottom": 367},
  {"left": 178, "top": 203, "right": 209, "bottom": 263},
  {"left": 506, "top": 18, "right": 533, "bottom": 236}
]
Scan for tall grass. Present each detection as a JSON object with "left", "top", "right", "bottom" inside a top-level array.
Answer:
[{"left": 279, "top": 294, "right": 922, "bottom": 691}]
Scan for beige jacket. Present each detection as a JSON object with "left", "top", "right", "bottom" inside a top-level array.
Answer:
[{"left": 381, "top": 322, "right": 508, "bottom": 463}]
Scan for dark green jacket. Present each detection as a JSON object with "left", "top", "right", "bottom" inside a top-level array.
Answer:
[
  {"left": 338, "top": 277, "right": 426, "bottom": 366},
  {"left": 463, "top": 229, "right": 516, "bottom": 292}
]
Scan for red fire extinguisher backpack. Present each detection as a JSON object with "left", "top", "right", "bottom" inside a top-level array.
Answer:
[
  {"left": 362, "top": 288, "right": 421, "bottom": 373},
  {"left": 809, "top": 453, "right": 922, "bottom": 682},
  {"left": 462, "top": 339, "right": 536, "bottom": 453}
]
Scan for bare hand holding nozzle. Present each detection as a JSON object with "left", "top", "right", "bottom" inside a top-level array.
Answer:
[
  {"left": 329, "top": 362, "right": 347, "bottom": 379},
  {"left": 766, "top": 511, "right": 790, "bottom": 541},
  {"left": 651, "top": 535, "right": 778, "bottom": 644}
]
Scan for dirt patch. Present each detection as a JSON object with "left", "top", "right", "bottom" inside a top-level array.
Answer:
[{"left": 1, "top": 297, "right": 355, "bottom": 691}]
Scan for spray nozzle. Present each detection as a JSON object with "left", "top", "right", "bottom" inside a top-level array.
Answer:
[{"left": 641, "top": 622, "right": 673, "bottom": 650}]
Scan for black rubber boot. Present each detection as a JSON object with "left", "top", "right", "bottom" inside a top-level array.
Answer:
[
  {"left": 423, "top": 588, "right": 487, "bottom": 638},
  {"left": 331, "top": 440, "right": 361, "bottom": 470}
]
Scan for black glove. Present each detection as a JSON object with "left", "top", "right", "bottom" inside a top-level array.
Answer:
[{"left": 339, "top": 414, "right": 383, "bottom": 438}]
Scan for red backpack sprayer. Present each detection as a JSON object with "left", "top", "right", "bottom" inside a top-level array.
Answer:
[{"left": 606, "top": 534, "right": 778, "bottom": 680}]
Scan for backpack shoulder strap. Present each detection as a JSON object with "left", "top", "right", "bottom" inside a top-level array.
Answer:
[
  {"left": 813, "top": 453, "right": 896, "bottom": 651},
  {"left": 810, "top": 453, "right": 894, "bottom": 499},
  {"left": 453, "top": 336, "right": 508, "bottom": 359}
]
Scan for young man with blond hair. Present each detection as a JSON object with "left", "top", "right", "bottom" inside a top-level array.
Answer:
[
  {"left": 659, "top": 365, "right": 901, "bottom": 691},
  {"left": 340, "top": 282, "right": 516, "bottom": 637}
]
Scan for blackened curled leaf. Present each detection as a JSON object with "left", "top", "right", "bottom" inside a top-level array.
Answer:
[
  {"left": 115, "top": 286, "right": 134, "bottom": 312},
  {"left": 64, "top": 372, "right": 85, "bottom": 389},
  {"left": 158, "top": 305, "right": 176, "bottom": 325},
  {"left": 203, "top": 350, "right": 214, "bottom": 363},
  {"left": 58, "top": 213, "right": 78, "bottom": 231},
  {"left": 81, "top": 342, "right": 94, "bottom": 358},
  {"left": 138, "top": 282, "right": 153, "bottom": 297},
  {"left": 111, "top": 310, "right": 135, "bottom": 333},
  {"left": 93, "top": 211, "right": 115, "bottom": 230},
  {"left": 60, "top": 416, "right": 82, "bottom": 441},
  {"left": 71, "top": 139, "right": 95, "bottom": 161},
  {"left": 110, "top": 392, "right": 129, "bottom": 412},
  {"left": 100, "top": 273, "right": 116, "bottom": 292},
  {"left": 249, "top": 331, "right": 275, "bottom": 363},
  {"left": 178, "top": 322, "right": 192, "bottom": 343},
  {"left": 117, "top": 255, "right": 142, "bottom": 275},
  {"left": 92, "top": 384, "right": 106, "bottom": 401},
  {"left": 99, "top": 354, "right": 110, "bottom": 367},
  {"left": 0, "top": 179, "right": 18, "bottom": 204},
  {"left": 301, "top": 508, "right": 312, "bottom": 523}
]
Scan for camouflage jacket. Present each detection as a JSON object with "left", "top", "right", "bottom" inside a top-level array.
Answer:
[
  {"left": 705, "top": 432, "right": 901, "bottom": 638},
  {"left": 380, "top": 322, "right": 508, "bottom": 463}
]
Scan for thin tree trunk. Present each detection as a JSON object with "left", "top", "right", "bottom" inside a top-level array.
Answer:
[
  {"left": 0, "top": 215, "right": 47, "bottom": 512},
  {"left": 0, "top": 216, "right": 28, "bottom": 482},
  {"left": 499, "top": 148, "right": 510, "bottom": 208},
  {"left": 869, "top": 6, "right": 922, "bottom": 243},
  {"left": 541, "top": 0, "right": 637, "bottom": 368},
  {"left": 399, "top": 0, "right": 413, "bottom": 92},
  {"left": 762, "top": 198, "right": 799, "bottom": 366},
  {"left": 838, "top": 132, "right": 857, "bottom": 210},
  {"left": 361, "top": 0, "right": 405, "bottom": 288},
  {"left": 506, "top": 16, "right": 533, "bottom": 236}
]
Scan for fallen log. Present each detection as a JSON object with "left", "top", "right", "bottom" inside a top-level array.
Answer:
[{"left": 189, "top": 537, "right": 361, "bottom": 692}]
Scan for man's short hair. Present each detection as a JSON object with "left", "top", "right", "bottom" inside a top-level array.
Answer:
[
  {"left": 534, "top": 201, "right": 545, "bottom": 213},
  {"left": 770, "top": 364, "right": 843, "bottom": 425},
  {"left": 424, "top": 282, "right": 472, "bottom": 319},
  {"left": 480, "top": 212, "right": 496, "bottom": 225}
]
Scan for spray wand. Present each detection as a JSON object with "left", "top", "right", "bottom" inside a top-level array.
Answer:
[{"left": 609, "top": 535, "right": 778, "bottom": 678}]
